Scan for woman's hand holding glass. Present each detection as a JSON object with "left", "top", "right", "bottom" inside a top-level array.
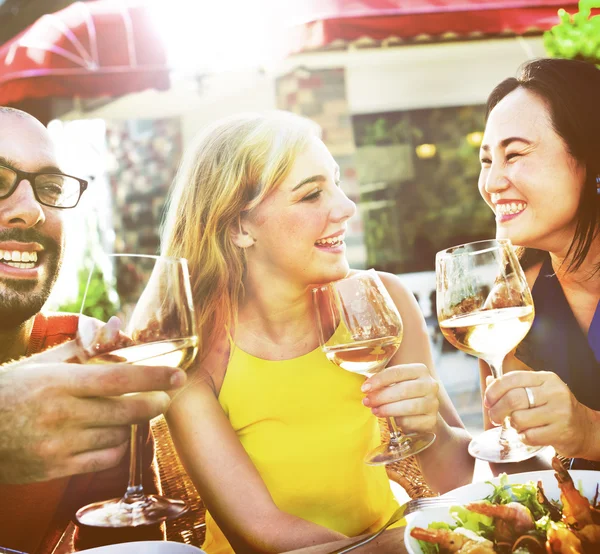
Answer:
[
  {"left": 361, "top": 362, "right": 440, "bottom": 435},
  {"left": 313, "top": 269, "right": 436, "bottom": 464},
  {"left": 436, "top": 239, "right": 544, "bottom": 463},
  {"left": 484, "top": 370, "right": 599, "bottom": 460}
]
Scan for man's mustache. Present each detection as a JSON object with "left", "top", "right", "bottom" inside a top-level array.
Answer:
[{"left": 0, "top": 228, "right": 59, "bottom": 253}]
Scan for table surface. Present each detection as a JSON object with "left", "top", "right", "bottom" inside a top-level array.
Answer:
[
  {"left": 51, "top": 454, "right": 556, "bottom": 554},
  {"left": 282, "top": 527, "right": 407, "bottom": 554}
]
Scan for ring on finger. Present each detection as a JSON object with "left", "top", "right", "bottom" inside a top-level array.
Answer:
[{"left": 524, "top": 386, "right": 536, "bottom": 409}]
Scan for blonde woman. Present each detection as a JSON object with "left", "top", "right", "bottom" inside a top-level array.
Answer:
[{"left": 162, "top": 111, "right": 473, "bottom": 554}]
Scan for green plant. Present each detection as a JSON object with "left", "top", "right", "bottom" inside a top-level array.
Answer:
[
  {"left": 544, "top": 1, "right": 600, "bottom": 64},
  {"left": 353, "top": 105, "right": 492, "bottom": 273},
  {"left": 58, "top": 264, "right": 118, "bottom": 322},
  {"left": 358, "top": 117, "right": 417, "bottom": 147}
]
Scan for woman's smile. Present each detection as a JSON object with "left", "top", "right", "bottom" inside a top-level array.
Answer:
[
  {"left": 314, "top": 230, "right": 346, "bottom": 253},
  {"left": 494, "top": 200, "right": 528, "bottom": 223}
]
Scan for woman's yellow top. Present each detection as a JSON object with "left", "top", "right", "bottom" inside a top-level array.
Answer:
[{"left": 202, "top": 343, "right": 399, "bottom": 554}]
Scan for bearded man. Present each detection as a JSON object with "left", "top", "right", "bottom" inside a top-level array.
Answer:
[{"left": 0, "top": 107, "right": 186, "bottom": 552}]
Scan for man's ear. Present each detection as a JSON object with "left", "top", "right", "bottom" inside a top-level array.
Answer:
[{"left": 230, "top": 217, "right": 256, "bottom": 249}]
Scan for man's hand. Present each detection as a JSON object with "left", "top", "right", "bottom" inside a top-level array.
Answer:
[{"left": 0, "top": 351, "right": 186, "bottom": 484}]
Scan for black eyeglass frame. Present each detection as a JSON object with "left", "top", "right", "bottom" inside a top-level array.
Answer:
[{"left": 0, "top": 163, "right": 89, "bottom": 209}]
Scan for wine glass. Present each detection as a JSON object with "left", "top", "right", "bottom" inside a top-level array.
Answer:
[
  {"left": 312, "top": 269, "right": 435, "bottom": 465},
  {"left": 74, "top": 254, "right": 198, "bottom": 527},
  {"left": 435, "top": 239, "right": 543, "bottom": 463}
]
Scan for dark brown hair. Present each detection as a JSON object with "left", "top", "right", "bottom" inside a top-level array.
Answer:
[{"left": 486, "top": 58, "right": 600, "bottom": 274}]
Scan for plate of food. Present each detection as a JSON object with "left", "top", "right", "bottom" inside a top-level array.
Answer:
[{"left": 404, "top": 457, "right": 600, "bottom": 553}]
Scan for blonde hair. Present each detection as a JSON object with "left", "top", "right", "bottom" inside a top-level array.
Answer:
[{"left": 162, "top": 111, "right": 320, "bottom": 361}]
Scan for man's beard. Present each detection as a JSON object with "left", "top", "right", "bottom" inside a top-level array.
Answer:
[{"left": 0, "top": 228, "right": 62, "bottom": 331}]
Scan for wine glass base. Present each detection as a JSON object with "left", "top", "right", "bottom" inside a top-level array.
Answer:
[
  {"left": 365, "top": 432, "right": 436, "bottom": 465},
  {"left": 76, "top": 494, "right": 188, "bottom": 528},
  {"left": 468, "top": 426, "right": 545, "bottom": 463}
]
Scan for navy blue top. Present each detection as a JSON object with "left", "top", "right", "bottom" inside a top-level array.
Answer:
[{"left": 514, "top": 254, "right": 600, "bottom": 468}]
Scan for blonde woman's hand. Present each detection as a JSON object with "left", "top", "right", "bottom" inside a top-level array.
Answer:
[
  {"left": 485, "top": 370, "right": 600, "bottom": 460},
  {"left": 361, "top": 363, "right": 440, "bottom": 433}
]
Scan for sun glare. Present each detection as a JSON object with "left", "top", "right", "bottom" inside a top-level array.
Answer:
[
  {"left": 148, "top": 0, "right": 283, "bottom": 74},
  {"left": 45, "top": 119, "right": 113, "bottom": 311}
]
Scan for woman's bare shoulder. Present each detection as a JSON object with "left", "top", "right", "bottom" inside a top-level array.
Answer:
[
  {"left": 376, "top": 271, "right": 416, "bottom": 301},
  {"left": 375, "top": 271, "right": 425, "bottom": 324},
  {"left": 187, "top": 333, "right": 231, "bottom": 397}
]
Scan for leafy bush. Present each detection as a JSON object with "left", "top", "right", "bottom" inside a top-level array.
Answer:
[
  {"left": 58, "top": 264, "right": 118, "bottom": 322},
  {"left": 544, "top": 1, "right": 600, "bottom": 64}
]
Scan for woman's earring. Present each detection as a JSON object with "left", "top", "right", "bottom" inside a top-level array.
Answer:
[{"left": 596, "top": 175, "right": 600, "bottom": 195}]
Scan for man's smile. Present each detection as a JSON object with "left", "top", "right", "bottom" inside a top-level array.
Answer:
[
  {"left": 0, "top": 248, "right": 39, "bottom": 268},
  {"left": 0, "top": 241, "right": 45, "bottom": 277}
]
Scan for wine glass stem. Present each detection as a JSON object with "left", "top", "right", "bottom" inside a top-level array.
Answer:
[
  {"left": 124, "top": 423, "right": 146, "bottom": 502},
  {"left": 487, "top": 357, "right": 514, "bottom": 443},
  {"left": 386, "top": 416, "right": 405, "bottom": 446}
]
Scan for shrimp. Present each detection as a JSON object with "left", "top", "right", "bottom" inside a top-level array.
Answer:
[
  {"left": 552, "top": 457, "right": 600, "bottom": 529},
  {"left": 551, "top": 458, "right": 600, "bottom": 551},
  {"left": 577, "top": 523, "right": 600, "bottom": 545},
  {"left": 410, "top": 527, "right": 495, "bottom": 553},
  {"left": 466, "top": 500, "right": 534, "bottom": 543},
  {"left": 546, "top": 521, "right": 583, "bottom": 554}
]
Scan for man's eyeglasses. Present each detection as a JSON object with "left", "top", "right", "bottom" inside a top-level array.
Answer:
[{"left": 0, "top": 164, "right": 88, "bottom": 209}]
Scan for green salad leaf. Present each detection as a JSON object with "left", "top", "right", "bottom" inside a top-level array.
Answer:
[
  {"left": 535, "top": 514, "right": 553, "bottom": 533},
  {"left": 485, "top": 474, "right": 548, "bottom": 520},
  {"left": 414, "top": 507, "right": 494, "bottom": 553},
  {"left": 449, "top": 506, "right": 494, "bottom": 538},
  {"left": 414, "top": 474, "right": 562, "bottom": 553}
]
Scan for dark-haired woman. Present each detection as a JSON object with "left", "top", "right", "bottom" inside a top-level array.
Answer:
[{"left": 478, "top": 58, "right": 600, "bottom": 468}]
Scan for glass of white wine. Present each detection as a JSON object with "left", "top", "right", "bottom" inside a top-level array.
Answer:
[
  {"left": 436, "top": 239, "right": 542, "bottom": 463},
  {"left": 312, "top": 269, "right": 435, "bottom": 465},
  {"left": 74, "top": 254, "right": 198, "bottom": 527}
]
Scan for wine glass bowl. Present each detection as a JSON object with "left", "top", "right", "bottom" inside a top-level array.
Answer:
[
  {"left": 75, "top": 254, "right": 198, "bottom": 528},
  {"left": 315, "top": 272, "right": 403, "bottom": 376},
  {"left": 435, "top": 239, "right": 541, "bottom": 463},
  {"left": 313, "top": 269, "right": 435, "bottom": 465}
]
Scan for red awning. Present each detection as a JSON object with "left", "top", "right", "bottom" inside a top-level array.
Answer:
[
  {"left": 287, "top": 0, "right": 584, "bottom": 53},
  {"left": 0, "top": 0, "right": 169, "bottom": 105}
]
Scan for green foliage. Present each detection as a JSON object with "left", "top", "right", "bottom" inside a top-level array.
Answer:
[
  {"left": 354, "top": 105, "right": 494, "bottom": 273},
  {"left": 357, "top": 117, "right": 419, "bottom": 146},
  {"left": 544, "top": 1, "right": 600, "bottom": 64},
  {"left": 364, "top": 205, "right": 404, "bottom": 270},
  {"left": 52, "top": 193, "right": 118, "bottom": 322},
  {"left": 58, "top": 264, "right": 117, "bottom": 322}
]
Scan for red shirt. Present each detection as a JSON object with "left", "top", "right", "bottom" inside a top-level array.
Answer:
[{"left": 27, "top": 311, "right": 80, "bottom": 355}]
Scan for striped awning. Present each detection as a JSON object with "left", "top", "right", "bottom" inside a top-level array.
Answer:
[
  {"left": 287, "top": 1, "right": 584, "bottom": 52},
  {"left": 0, "top": 0, "right": 169, "bottom": 105}
]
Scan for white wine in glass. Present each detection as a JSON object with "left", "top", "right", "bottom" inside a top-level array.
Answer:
[
  {"left": 436, "top": 239, "right": 542, "bottom": 463},
  {"left": 323, "top": 336, "right": 403, "bottom": 376},
  {"left": 84, "top": 338, "right": 198, "bottom": 368},
  {"left": 75, "top": 254, "right": 198, "bottom": 528},
  {"left": 313, "top": 269, "right": 435, "bottom": 465}
]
